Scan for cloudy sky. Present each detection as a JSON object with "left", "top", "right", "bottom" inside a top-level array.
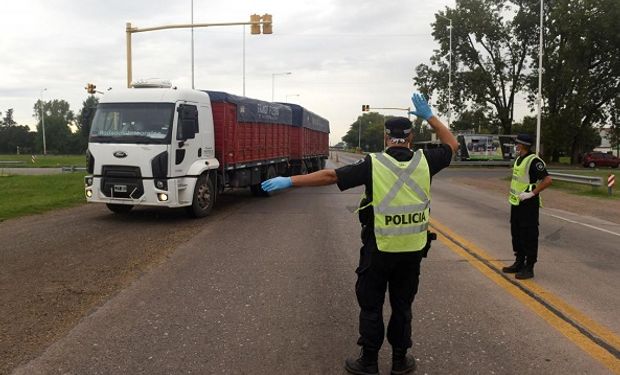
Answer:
[{"left": 0, "top": 0, "right": 512, "bottom": 145}]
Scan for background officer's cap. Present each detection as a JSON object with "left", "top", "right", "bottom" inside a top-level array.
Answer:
[
  {"left": 515, "top": 133, "right": 534, "bottom": 146},
  {"left": 385, "top": 117, "right": 413, "bottom": 138}
]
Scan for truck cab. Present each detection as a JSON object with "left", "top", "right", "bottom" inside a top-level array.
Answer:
[{"left": 85, "top": 84, "right": 219, "bottom": 217}]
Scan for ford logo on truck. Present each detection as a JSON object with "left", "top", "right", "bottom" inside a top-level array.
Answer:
[{"left": 113, "top": 151, "right": 127, "bottom": 158}]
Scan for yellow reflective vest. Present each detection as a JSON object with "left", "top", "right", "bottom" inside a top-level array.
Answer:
[
  {"left": 509, "top": 153, "right": 544, "bottom": 206},
  {"left": 368, "top": 151, "right": 431, "bottom": 252}
]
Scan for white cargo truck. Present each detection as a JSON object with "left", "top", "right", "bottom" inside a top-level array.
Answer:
[{"left": 84, "top": 82, "right": 221, "bottom": 217}]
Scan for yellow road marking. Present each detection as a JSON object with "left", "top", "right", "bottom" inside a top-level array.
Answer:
[{"left": 431, "top": 218, "right": 620, "bottom": 374}]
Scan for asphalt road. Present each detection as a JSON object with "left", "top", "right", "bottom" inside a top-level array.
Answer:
[{"left": 8, "top": 155, "right": 619, "bottom": 374}]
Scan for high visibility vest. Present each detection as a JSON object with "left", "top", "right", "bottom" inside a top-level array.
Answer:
[
  {"left": 368, "top": 151, "right": 431, "bottom": 252},
  {"left": 509, "top": 154, "right": 544, "bottom": 206}
]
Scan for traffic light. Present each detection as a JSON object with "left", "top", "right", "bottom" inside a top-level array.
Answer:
[
  {"left": 85, "top": 83, "right": 96, "bottom": 94},
  {"left": 362, "top": 104, "right": 370, "bottom": 112},
  {"left": 250, "top": 14, "right": 261, "bottom": 34},
  {"left": 261, "top": 14, "right": 272, "bottom": 34}
]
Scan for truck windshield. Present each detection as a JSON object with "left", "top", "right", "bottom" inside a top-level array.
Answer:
[{"left": 89, "top": 103, "right": 175, "bottom": 144}]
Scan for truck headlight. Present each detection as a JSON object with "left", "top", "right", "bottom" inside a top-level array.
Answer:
[
  {"left": 158, "top": 193, "right": 168, "bottom": 201},
  {"left": 84, "top": 176, "right": 94, "bottom": 187},
  {"left": 86, "top": 189, "right": 93, "bottom": 198}
]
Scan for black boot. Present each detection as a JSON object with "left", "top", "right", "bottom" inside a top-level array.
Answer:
[
  {"left": 516, "top": 263, "right": 534, "bottom": 279},
  {"left": 391, "top": 348, "right": 416, "bottom": 375},
  {"left": 502, "top": 259, "right": 524, "bottom": 273},
  {"left": 345, "top": 348, "right": 379, "bottom": 375}
]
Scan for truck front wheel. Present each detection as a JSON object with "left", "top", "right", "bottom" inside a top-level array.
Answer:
[
  {"left": 187, "top": 174, "right": 215, "bottom": 218},
  {"left": 106, "top": 203, "right": 133, "bottom": 214}
]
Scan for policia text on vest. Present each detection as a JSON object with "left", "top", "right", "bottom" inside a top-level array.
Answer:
[{"left": 384, "top": 212, "right": 427, "bottom": 226}]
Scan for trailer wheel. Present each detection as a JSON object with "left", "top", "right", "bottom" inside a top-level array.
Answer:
[
  {"left": 300, "top": 162, "right": 308, "bottom": 175},
  {"left": 106, "top": 203, "right": 133, "bottom": 214},
  {"left": 187, "top": 174, "right": 215, "bottom": 218},
  {"left": 320, "top": 158, "right": 326, "bottom": 170}
]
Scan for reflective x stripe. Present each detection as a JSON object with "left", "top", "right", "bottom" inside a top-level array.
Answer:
[
  {"left": 375, "top": 222, "right": 429, "bottom": 235},
  {"left": 374, "top": 152, "right": 429, "bottom": 214}
]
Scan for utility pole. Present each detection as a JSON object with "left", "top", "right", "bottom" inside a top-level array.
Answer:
[
  {"left": 437, "top": 14, "right": 453, "bottom": 128},
  {"left": 40, "top": 88, "right": 47, "bottom": 155},
  {"left": 535, "top": 0, "right": 544, "bottom": 155}
]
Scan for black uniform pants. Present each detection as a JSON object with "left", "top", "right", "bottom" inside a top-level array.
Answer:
[
  {"left": 510, "top": 204, "right": 539, "bottom": 264},
  {"left": 355, "top": 245, "right": 424, "bottom": 352}
]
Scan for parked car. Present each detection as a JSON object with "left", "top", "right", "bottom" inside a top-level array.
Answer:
[{"left": 582, "top": 152, "right": 620, "bottom": 168}]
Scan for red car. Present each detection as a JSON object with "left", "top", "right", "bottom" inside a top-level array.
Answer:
[{"left": 582, "top": 152, "right": 620, "bottom": 168}]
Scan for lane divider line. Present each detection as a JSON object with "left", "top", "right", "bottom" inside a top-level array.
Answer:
[
  {"left": 545, "top": 213, "right": 620, "bottom": 237},
  {"left": 431, "top": 219, "right": 620, "bottom": 374}
]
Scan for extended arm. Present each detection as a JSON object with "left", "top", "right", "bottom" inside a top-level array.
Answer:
[
  {"left": 291, "top": 169, "right": 337, "bottom": 187},
  {"left": 261, "top": 169, "right": 338, "bottom": 192}
]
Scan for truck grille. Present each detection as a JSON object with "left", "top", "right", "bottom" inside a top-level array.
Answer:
[{"left": 100, "top": 166, "right": 144, "bottom": 199}]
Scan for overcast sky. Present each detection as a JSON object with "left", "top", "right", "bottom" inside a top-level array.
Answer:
[{"left": 0, "top": 0, "right": 532, "bottom": 144}]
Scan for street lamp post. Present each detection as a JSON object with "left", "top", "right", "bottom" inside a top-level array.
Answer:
[
  {"left": 271, "top": 72, "right": 291, "bottom": 102},
  {"left": 40, "top": 88, "right": 47, "bottom": 155},
  {"left": 358, "top": 116, "right": 362, "bottom": 150},
  {"left": 437, "top": 14, "right": 452, "bottom": 128},
  {"left": 535, "top": 0, "right": 543, "bottom": 155}
]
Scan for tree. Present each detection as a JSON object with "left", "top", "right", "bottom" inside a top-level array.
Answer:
[
  {"left": 0, "top": 108, "right": 36, "bottom": 153},
  {"left": 76, "top": 95, "right": 99, "bottom": 144},
  {"left": 33, "top": 99, "right": 75, "bottom": 154},
  {"left": 523, "top": 0, "right": 620, "bottom": 162},
  {"left": 1, "top": 108, "right": 17, "bottom": 127},
  {"left": 342, "top": 112, "right": 387, "bottom": 152},
  {"left": 414, "top": 0, "right": 538, "bottom": 135},
  {"left": 452, "top": 108, "right": 498, "bottom": 133}
]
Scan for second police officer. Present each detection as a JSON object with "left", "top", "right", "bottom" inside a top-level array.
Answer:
[
  {"left": 503, "top": 133, "right": 552, "bottom": 279},
  {"left": 261, "top": 93, "right": 458, "bottom": 375}
]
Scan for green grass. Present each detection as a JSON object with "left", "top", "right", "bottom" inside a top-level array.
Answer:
[
  {"left": 0, "top": 154, "right": 85, "bottom": 168},
  {"left": 0, "top": 173, "right": 86, "bottom": 221}
]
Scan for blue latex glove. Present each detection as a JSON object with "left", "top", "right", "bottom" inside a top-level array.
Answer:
[
  {"left": 261, "top": 176, "right": 292, "bottom": 192},
  {"left": 409, "top": 93, "right": 433, "bottom": 121}
]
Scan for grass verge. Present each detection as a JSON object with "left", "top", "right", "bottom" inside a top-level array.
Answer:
[
  {"left": 0, "top": 173, "right": 86, "bottom": 221},
  {"left": 0, "top": 154, "right": 85, "bottom": 168}
]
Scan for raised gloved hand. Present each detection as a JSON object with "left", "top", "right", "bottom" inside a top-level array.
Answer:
[
  {"left": 409, "top": 93, "right": 433, "bottom": 121},
  {"left": 518, "top": 192, "right": 535, "bottom": 201},
  {"left": 261, "top": 176, "right": 292, "bottom": 192}
]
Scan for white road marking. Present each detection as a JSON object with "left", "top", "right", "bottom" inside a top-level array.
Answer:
[{"left": 545, "top": 213, "right": 620, "bottom": 237}]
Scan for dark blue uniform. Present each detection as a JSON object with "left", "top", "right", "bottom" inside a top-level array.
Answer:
[{"left": 510, "top": 152, "right": 549, "bottom": 265}]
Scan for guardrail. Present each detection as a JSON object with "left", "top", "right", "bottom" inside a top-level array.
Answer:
[
  {"left": 0, "top": 160, "right": 25, "bottom": 165},
  {"left": 548, "top": 171, "right": 602, "bottom": 186},
  {"left": 61, "top": 166, "right": 87, "bottom": 173}
]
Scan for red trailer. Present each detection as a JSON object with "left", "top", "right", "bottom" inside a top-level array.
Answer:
[
  {"left": 284, "top": 103, "right": 330, "bottom": 174},
  {"left": 206, "top": 91, "right": 293, "bottom": 194}
]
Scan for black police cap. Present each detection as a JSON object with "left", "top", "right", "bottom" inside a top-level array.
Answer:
[
  {"left": 515, "top": 133, "right": 533, "bottom": 146},
  {"left": 385, "top": 117, "right": 413, "bottom": 138}
]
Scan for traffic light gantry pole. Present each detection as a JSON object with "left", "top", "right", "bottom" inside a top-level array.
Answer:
[
  {"left": 125, "top": 14, "right": 272, "bottom": 88},
  {"left": 362, "top": 105, "right": 412, "bottom": 120}
]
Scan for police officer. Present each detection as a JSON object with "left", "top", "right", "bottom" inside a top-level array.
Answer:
[
  {"left": 261, "top": 93, "right": 458, "bottom": 375},
  {"left": 502, "top": 134, "right": 552, "bottom": 279}
]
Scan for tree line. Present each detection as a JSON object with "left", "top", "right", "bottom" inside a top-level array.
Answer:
[
  {"left": 345, "top": 0, "right": 619, "bottom": 162},
  {"left": 0, "top": 96, "right": 98, "bottom": 155}
]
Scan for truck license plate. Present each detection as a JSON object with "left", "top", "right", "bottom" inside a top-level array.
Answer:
[{"left": 113, "top": 185, "right": 128, "bottom": 193}]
